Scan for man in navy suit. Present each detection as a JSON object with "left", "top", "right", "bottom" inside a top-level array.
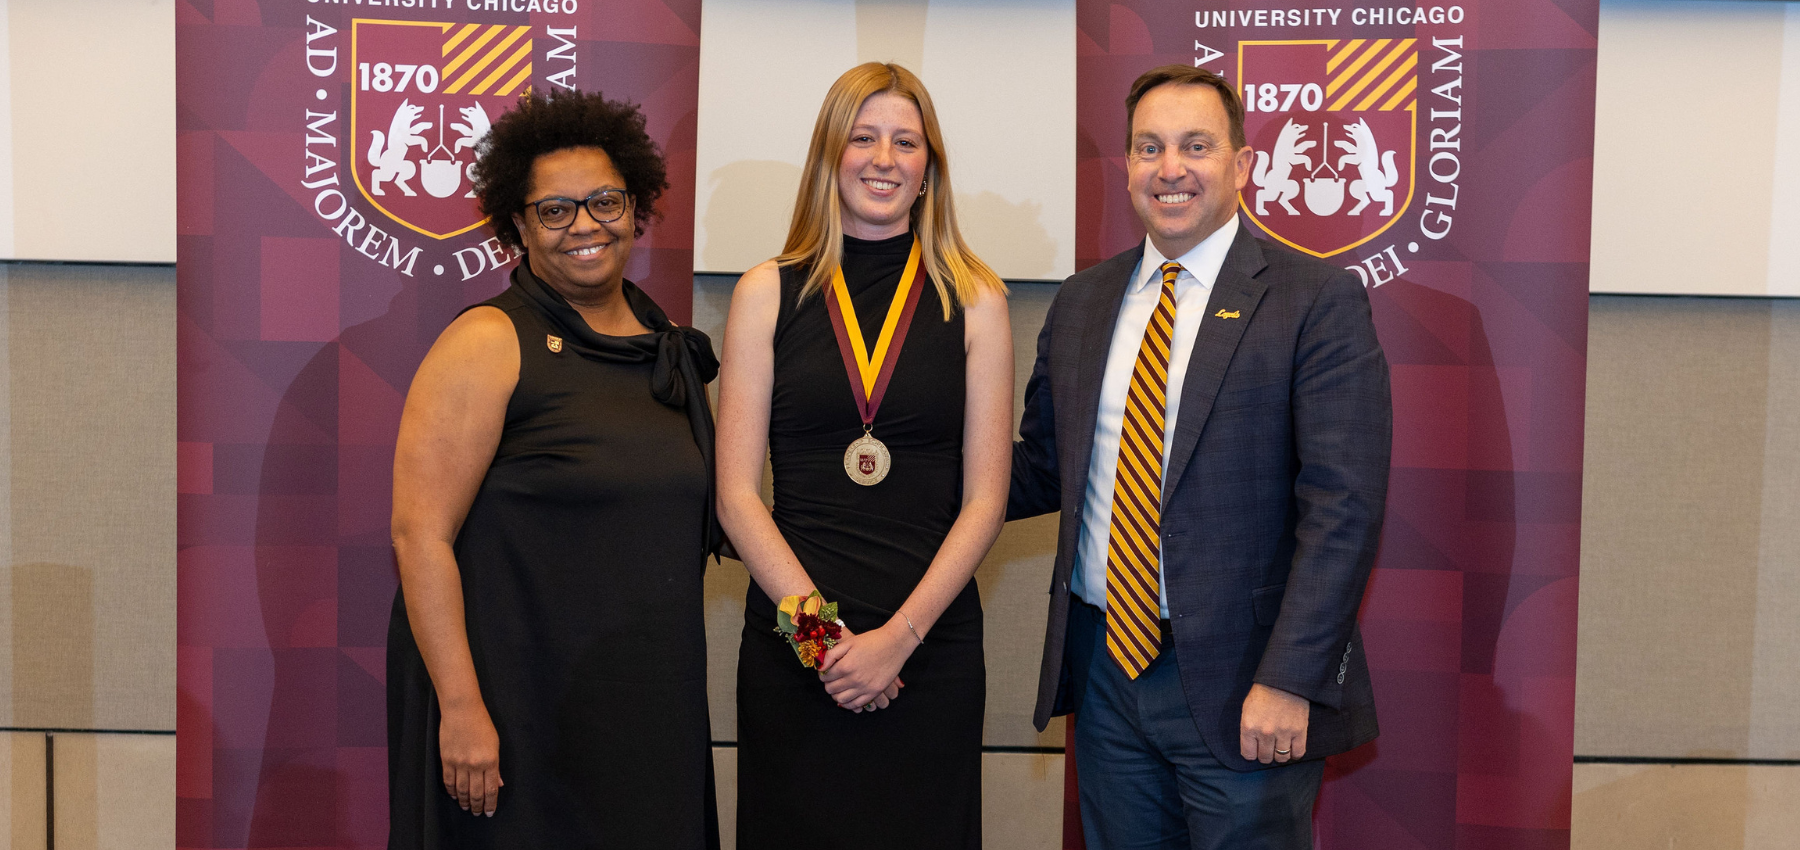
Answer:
[{"left": 1008, "top": 65, "right": 1391, "bottom": 849}]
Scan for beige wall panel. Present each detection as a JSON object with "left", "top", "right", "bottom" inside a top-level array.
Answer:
[
  {"left": 1590, "top": 2, "right": 1785, "bottom": 295},
  {"left": 977, "top": 283, "right": 1063, "bottom": 747},
  {"left": 49, "top": 733, "right": 174, "bottom": 850},
  {"left": 704, "top": 558, "right": 751, "bottom": 742},
  {"left": 0, "top": 267, "right": 11, "bottom": 724},
  {"left": 694, "top": 276, "right": 753, "bottom": 742},
  {"left": 49, "top": 734, "right": 97, "bottom": 849},
  {"left": 1, "top": 732, "right": 46, "bottom": 850},
  {"left": 1751, "top": 301, "right": 1800, "bottom": 758},
  {"left": 10, "top": 564, "right": 95, "bottom": 728},
  {"left": 6, "top": 1, "right": 175, "bottom": 263},
  {"left": 694, "top": 278, "right": 1064, "bottom": 746},
  {"left": 7, "top": 265, "right": 175, "bottom": 731},
  {"left": 1571, "top": 763, "right": 1800, "bottom": 850},
  {"left": 713, "top": 745, "right": 736, "bottom": 848},
  {"left": 982, "top": 751, "right": 1064, "bottom": 850},
  {"left": 1577, "top": 297, "right": 1770, "bottom": 757},
  {"left": 975, "top": 514, "right": 1063, "bottom": 747}
]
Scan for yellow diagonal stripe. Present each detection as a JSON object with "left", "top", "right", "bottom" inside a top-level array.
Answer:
[
  {"left": 1328, "top": 38, "right": 1389, "bottom": 96},
  {"left": 1117, "top": 458, "right": 1161, "bottom": 510},
  {"left": 1116, "top": 487, "right": 1160, "bottom": 537},
  {"left": 495, "top": 63, "right": 534, "bottom": 97},
  {"left": 1327, "top": 38, "right": 1367, "bottom": 74},
  {"left": 442, "top": 24, "right": 505, "bottom": 78},
  {"left": 1123, "top": 390, "right": 1165, "bottom": 439},
  {"left": 1353, "top": 51, "right": 1418, "bottom": 111},
  {"left": 1379, "top": 77, "right": 1418, "bottom": 112},
  {"left": 442, "top": 23, "right": 480, "bottom": 56},
  {"left": 1134, "top": 353, "right": 1169, "bottom": 392},
  {"left": 1112, "top": 553, "right": 1160, "bottom": 607},
  {"left": 446, "top": 25, "right": 531, "bottom": 94},
  {"left": 1105, "top": 574, "right": 1159, "bottom": 631},
  {"left": 1111, "top": 603, "right": 1158, "bottom": 649},
  {"left": 1108, "top": 631, "right": 1150, "bottom": 672},
  {"left": 1330, "top": 39, "right": 1416, "bottom": 111},
  {"left": 469, "top": 41, "right": 532, "bottom": 96}
]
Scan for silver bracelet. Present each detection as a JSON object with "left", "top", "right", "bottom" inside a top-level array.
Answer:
[{"left": 899, "top": 611, "right": 924, "bottom": 645}]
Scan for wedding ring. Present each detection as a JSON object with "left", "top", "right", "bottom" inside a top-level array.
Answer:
[{"left": 1274, "top": 748, "right": 1291, "bottom": 755}]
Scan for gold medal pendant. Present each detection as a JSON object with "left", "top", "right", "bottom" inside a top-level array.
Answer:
[
  {"left": 824, "top": 238, "right": 924, "bottom": 489},
  {"left": 844, "top": 431, "right": 892, "bottom": 486}
]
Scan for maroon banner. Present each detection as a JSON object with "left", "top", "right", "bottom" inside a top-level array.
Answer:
[
  {"left": 1075, "top": 2, "right": 1594, "bottom": 848},
  {"left": 175, "top": 1, "right": 700, "bottom": 847}
]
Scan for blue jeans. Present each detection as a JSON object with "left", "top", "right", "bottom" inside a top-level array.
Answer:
[{"left": 1069, "top": 600, "right": 1323, "bottom": 850}]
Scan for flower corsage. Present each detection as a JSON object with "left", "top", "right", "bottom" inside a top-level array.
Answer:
[{"left": 775, "top": 591, "right": 844, "bottom": 670}]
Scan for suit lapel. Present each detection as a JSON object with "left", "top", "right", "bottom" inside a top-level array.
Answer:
[
  {"left": 1162, "top": 227, "right": 1269, "bottom": 500},
  {"left": 1064, "top": 246, "right": 1144, "bottom": 513}
]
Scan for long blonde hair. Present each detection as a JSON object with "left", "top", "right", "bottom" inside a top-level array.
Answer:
[{"left": 777, "top": 62, "right": 1005, "bottom": 319}]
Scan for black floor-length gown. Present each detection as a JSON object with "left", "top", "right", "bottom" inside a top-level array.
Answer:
[
  {"left": 388, "top": 270, "right": 720, "bottom": 849},
  {"left": 737, "top": 231, "right": 984, "bottom": 849}
]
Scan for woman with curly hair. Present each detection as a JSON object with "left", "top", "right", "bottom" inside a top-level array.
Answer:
[
  {"left": 716, "top": 62, "right": 1011, "bottom": 848},
  {"left": 387, "top": 89, "right": 720, "bottom": 849}
]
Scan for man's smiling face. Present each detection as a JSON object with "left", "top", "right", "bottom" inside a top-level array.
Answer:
[{"left": 1126, "top": 83, "right": 1254, "bottom": 258}]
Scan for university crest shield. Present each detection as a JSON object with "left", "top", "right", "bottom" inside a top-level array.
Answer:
[
  {"left": 351, "top": 19, "right": 533, "bottom": 240},
  {"left": 1237, "top": 39, "right": 1418, "bottom": 258}
]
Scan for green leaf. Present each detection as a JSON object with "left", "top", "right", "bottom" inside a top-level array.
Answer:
[
  {"left": 819, "top": 602, "right": 839, "bottom": 622},
  {"left": 775, "top": 609, "right": 794, "bottom": 633}
]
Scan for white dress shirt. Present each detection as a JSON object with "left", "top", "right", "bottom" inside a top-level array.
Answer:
[{"left": 1073, "top": 217, "right": 1239, "bottom": 615}]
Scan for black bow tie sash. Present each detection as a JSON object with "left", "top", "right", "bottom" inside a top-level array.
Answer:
[{"left": 509, "top": 265, "right": 726, "bottom": 558}]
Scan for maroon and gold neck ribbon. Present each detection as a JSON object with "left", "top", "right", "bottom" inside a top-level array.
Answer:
[{"left": 822, "top": 238, "right": 927, "bottom": 428}]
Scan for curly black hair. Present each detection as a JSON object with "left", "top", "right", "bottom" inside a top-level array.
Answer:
[{"left": 472, "top": 89, "right": 668, "bottom": 248}]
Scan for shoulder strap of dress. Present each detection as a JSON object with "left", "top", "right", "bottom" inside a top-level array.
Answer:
[
  {"left": 459, "top": 285, "right": 525, "bottom": 319},
  {"left": 772, "top": 262, "right": 809, "bottom": 336},
  {"left": 455, "top": 285, "right": 546, "bottom": 428}
]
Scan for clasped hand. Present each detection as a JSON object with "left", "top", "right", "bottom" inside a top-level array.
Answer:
[{"left": 818, "top": 620, "right": 912, "bottom": 712}]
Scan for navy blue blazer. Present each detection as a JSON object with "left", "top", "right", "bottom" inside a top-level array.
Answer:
[{"left": 1008, "top": 224, "right": 1390, "bottom": 770}]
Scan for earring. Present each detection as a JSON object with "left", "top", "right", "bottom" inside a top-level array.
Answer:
[{"left": 919, "top": 178, "right": 928, "bottom": 197}]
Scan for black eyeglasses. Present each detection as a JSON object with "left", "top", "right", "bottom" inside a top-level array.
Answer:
[{"left": 527, "top": 189, "right": 630, "bottom": 229}]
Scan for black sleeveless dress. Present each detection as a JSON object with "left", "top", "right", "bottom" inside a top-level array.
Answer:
[
  {"left": 736, "top": 232, "right": 984, "bottom": 849},
  {"left": 387, "top": 271, "right": 720, "bottom": 849}
]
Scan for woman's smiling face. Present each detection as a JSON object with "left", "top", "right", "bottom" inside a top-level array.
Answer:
[
  {"left": 510, "top": 146, "right": 635, "bottom": 301},
  {"left": 835, "top": 91, "right": 928, "bottom": 240}
]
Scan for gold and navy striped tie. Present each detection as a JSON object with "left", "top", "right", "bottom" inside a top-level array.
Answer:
[{"left": 1105, "top": 261, "right": 1181, "bottom": 679}]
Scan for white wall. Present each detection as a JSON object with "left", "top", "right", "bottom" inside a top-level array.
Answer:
[
  {"left": 1, "top": 0, "right": 174, "bottom": 263},
  {"left": 1591, "top": 1, "right": 1800, "bottom": 296},
  {"left": 693, "top": 0, "right": 1076, "bottom": 280},
  {"left": 693, "top": 0, "right": 1800, "bottom": 294},
  {"left": 9, "top": 0, "right": 1794, "bottom": 289}
]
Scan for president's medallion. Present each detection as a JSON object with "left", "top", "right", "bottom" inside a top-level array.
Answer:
[{"left": 843, "top": 432, "right": 891, "bottom": 486}]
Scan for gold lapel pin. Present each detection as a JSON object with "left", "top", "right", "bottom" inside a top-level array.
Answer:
[
  {"left": 1214, "top": 309, "right": 1241, "bottom": 319},
  {"left": 546, "top": 334, "right": 564, "bottom": 353}
]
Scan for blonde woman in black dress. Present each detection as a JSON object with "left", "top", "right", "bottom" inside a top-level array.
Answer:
[{"left": 715, "top": 63, "right": 1012, "bottom": 849}]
